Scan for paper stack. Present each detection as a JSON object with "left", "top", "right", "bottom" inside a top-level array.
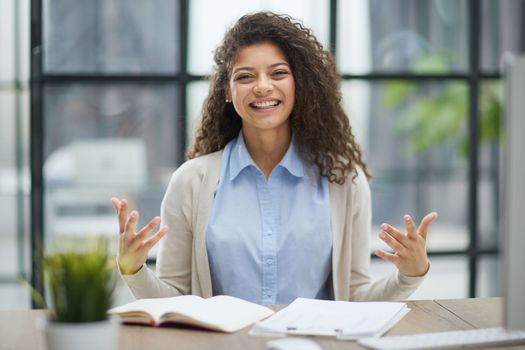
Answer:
[{"left": 250, "top": 298, "right": 409, "bottom": 340}]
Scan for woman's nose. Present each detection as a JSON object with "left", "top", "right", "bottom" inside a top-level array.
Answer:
[{"left": 253, "top": 75, "right": 273, "bottom": 95}]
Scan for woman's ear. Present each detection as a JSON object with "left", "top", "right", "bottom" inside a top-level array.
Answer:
[{"left": 225, "top": 89, "right": 232, "bottom": 103}]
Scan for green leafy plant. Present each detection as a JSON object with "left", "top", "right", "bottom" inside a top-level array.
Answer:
[
  {"left": 382, "top": 53, "right": 503, "bottom": 157},
  {"left": 44, "top": 238, "right": 117, "bottom": 323}
]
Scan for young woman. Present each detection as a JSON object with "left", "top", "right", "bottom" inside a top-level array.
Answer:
[{"left": 112, "top": 11, "right": 437, "bottom": 303}]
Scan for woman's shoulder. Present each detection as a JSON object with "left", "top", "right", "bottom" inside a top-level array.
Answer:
[
  {"left": 352, "top": 166, "right": 371, "bottom": 198},
  {"left": 162, "top": 150, "right": 223, "bottom": 202},
  {"left": 352, "top": 165, "right": 369, "bottom": 187},
  {"left": 328, "top": 164, "right": 370, "bottom": 201},
  {"left": 329, "top": 165, "right": 369, "bottom": 189},
  {"left": 180, "top": 150, "right": 223, "bottom": 171},
  {"left": 170, "top": 150, "right": 223, "bottom": 182}
]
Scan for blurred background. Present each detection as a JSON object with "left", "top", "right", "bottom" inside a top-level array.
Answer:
[{"left": 1, "top": 0, "right": 524, "bottom": 308}]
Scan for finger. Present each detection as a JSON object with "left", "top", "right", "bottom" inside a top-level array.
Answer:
[
  {"left": 111, "top": 197, "right": 120, "bottom": 214},
  {"left": 380, "top": 223, "right": 408, "bottom": 248},
  {"left": 123, "top": 210, "right": 139, "bottom": 240},
  {"left": 133, "top": 216, "right": 161, "bottom": 244},
  {"left": 118, "top": 199, "right": 128, "bottom": 234},
  {"left": 111, "top": 197, "right": 124, "bottom": 234},
  {"left": 418, "top": 212, "right": 438, "bottom": 240},
  {"left": 143, "top": 226, "right": 168, "bottom": 250},
  {"left": 375, "top": 249, "right": 399, "bottom": 264},
  {"left": 404, "top": 214, "right": 418, "bottom": 240},
  {"left": 379, "top": 231, "right": 406, "bottom": 254}
]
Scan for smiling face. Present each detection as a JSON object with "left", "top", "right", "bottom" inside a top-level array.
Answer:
[{"left": 227, "top": 42, "right": 295, "bottom": 138}]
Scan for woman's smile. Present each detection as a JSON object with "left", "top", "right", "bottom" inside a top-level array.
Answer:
[{"left": 249, "top": 98, "right": 281, "bottom": 110}]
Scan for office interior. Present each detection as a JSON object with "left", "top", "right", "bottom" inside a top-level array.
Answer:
[{"left": 0, "top": 0, "right": 524, "bottom": 309}]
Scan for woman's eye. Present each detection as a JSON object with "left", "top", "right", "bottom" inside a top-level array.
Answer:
[
  {"left": 235, "top": 74, "right": 253, "bottom": 81},
  {"left": 273, "top": 70, "right": 289, "bottom": 77}
]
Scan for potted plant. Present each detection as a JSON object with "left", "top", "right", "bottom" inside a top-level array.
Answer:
[
  {"left": 381, "top": 52, "right": 503, "bottom": 157},
  {"left": 39, "top": 237, "right": 118, "bottom": 350}
]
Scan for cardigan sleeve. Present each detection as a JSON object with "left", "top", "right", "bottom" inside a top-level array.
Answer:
[
  {"left": 348, "top": 169, "right": 426, "bottom": 301},
  {"left": 120, "top": 161, "right": 197, "bottom": 299}
]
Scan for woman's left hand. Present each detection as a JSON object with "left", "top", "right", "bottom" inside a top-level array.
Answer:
[{"left": 375, "top": 212, "right": 438, "bottom": 277}]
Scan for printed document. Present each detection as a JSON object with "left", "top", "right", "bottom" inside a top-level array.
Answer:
[{"left": 250, "top": 298, "right": 409, "bottom": 339}]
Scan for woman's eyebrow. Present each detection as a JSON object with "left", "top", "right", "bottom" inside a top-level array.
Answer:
[{"left": 232, "top": 62, "right": 290, "bottom": 74}]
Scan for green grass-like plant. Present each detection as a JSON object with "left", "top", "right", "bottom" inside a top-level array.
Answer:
[{"left": 44, "top": 238, "right": 117, "bottom": 323}]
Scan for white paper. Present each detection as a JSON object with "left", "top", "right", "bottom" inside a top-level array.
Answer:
[{"left": 250, "top": 298, "right": 409, "bottom": 338}]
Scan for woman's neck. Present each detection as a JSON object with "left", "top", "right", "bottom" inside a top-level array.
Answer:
[{"left": 242, "top": 127, "right": 291, "bottom": 179}]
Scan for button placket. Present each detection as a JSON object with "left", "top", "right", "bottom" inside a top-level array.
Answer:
[{"left": 259, "top": 173, "right": 278, "bottom": 304}]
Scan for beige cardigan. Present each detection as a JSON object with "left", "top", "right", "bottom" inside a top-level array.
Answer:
[{"left": 122, "top": 150, "right": 425, "bottom": 301}]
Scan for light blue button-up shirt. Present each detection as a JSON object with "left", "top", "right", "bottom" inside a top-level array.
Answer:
[{"left": 205, "top": 132, "right": 332, "bottom": 304}]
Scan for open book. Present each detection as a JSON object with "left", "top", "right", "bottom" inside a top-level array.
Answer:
[
  {"left": 108, "top": 295, "right": 274, "bottom": 333},
  {"left": 249, "top": 298, "right": 409, "bottom": 339}
]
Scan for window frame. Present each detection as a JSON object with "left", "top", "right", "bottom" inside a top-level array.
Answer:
[{"left": 29, "top": 0, "right": 500, "bottom": 303}]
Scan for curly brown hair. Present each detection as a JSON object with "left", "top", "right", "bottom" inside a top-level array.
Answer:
[{"left": 187, "top": 11, "right": 371, "bottom": 184}]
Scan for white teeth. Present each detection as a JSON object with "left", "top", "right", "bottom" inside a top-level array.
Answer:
[{"left": 252, "top": 100, "right": 279, "bottom": 108}]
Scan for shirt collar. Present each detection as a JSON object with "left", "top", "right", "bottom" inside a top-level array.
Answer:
[
  {"left": 229, "top": 132, "right": 256, "bottom": 181},
  {"left": 229, "top": 131, "right": 305, "bottom": 181},
  {"left": 278, "top": 135, "right": 305, "bottom": 178}
]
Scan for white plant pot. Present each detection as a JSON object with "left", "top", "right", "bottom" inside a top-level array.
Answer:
[{"left": 39, "top": 318, "right": 118, "bottom": 350}]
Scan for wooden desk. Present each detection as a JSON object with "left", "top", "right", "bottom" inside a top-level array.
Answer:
[{"left": 1, "top": 298, "right": 522, "bottom": 350}]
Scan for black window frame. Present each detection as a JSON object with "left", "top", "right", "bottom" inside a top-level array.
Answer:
[{"left": 29, "top": 0, "right": 499, "bottom": 304}]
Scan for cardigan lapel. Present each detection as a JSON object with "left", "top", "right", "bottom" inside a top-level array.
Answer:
[
  {"left": 328, "top": 177, "right": 350, "bottom": 301},
  {"left": 193, "top": 151, "right": 223, "bottom": 298}
]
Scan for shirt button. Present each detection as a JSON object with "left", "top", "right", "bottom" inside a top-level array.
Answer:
[
  {"left": 267, "top": 230, "right": 273, "bottom": 235},
  {"left": 266, "top": 259, "right": 273, "bottom": 265}
]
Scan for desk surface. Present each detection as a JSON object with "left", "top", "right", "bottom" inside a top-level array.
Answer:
[{"left": 1, "top": 298, "right": 523, "bottom": 350}]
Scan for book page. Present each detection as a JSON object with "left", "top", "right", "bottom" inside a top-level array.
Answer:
[
  {"left": 109, "top": 295, "right": 205, "bottom": 323},
  {"left": 163, "top": 295, "right": 274, "bottom": 332},
  {"left": 109, "top": 295, "right": 274, "bottom": 332}
]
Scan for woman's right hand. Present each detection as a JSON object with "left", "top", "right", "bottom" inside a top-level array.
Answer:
[{"left": 111, "top": 197, "right": 168, "bottom": 275}]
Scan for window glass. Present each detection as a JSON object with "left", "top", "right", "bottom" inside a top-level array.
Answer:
[
  {"left": 43, "top": 84, "right": 180, "bottom": 255},
  {"left": 188, "top": 0, "right": 329, "bottom": 75},
  {"left": 0, "top": 194, "right": 20, "bottom": 277},
  {"left": 481, "top": 0, "right": 525, "bottom": 71},
  {"left": 0, "top": 91, "right": 19, "bottom": 277},
  {"left": 0, "top": 92, "right": 17, "bottom": 147},
  {"left": 43, "top": 0, "right": 179, "bottom": 73},
  {"left": 0, "top": 0, "right": 29, "bottom": 82},
  {"left": 0, "top": 89, "right": 30, "bottom": 282},
  {"left": 478, "top": 80, "right": 503, "bottom": 250},
  {"left": 337, "top": 0, "right": 468, "bottom": 74},
  {"left": 478, "top": 256, "right": 501, "bottom": 297},
  {"left": 0, "top": 284, "right": 30, "bottom": 310},
  {"left": 479, "top": 176, "right": 499, "bottom": 249},
  {"left": 342, "top": 80, "right": 469, "bottom": 252},
  {"left": 0, "top": 0, "right": 15, "bottom": 81},
  {"left": 186, "top": 81, "right": 210, "bottom": 148},
  {"left": 0, "top": 0, "right": 30, "bottom": 312}
]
